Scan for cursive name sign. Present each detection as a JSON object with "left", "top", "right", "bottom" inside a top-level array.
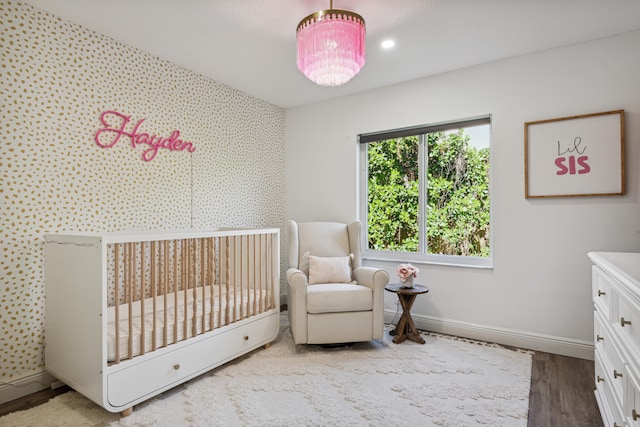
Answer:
[{"left": 95, "top": 110, "right": 196, "bottom": 162}]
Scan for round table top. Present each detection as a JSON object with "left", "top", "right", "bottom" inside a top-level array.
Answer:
[{"left": 385, "top": 283, "right": 429, "bottom": 294}]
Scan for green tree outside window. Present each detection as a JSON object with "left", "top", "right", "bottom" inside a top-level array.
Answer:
[{"left": 367, "top": 129, "right": 490, "bottom": 258}]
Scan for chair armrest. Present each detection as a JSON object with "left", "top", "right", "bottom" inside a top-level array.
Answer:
[
  {"left": 286, "top": 268, "right": 308, "bottom": 291},
  {"left": 286, "top": 268, "right": 309, "bottom": 344},
  {"left": 353, "top": 266, "right": 389, "bottom": 290},
  {"left": 353, "top": 267, "right": 389, "bottom": 340}
]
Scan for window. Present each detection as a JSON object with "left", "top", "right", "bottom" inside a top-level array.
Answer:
[{"left": 358, "top": 116, "right": 491, "bottom": 268}]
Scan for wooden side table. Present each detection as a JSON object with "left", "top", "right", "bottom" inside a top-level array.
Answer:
[{"left": 385, "top": 283, "right": 429, "bottom": 344}]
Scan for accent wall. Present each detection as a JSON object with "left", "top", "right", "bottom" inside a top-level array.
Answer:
[{"left": 0, "top": 2, "right": 285, "bottom": 402}]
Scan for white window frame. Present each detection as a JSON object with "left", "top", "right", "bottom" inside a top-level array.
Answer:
[{"left": 358, "top": 116, "right": 493, "bottom": 269}]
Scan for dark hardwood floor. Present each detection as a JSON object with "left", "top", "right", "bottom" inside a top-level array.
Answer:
[
  {"left": 528, "top": 352, "right": 603, "bottom": 427},
  {"left": 1, "top": 350, "right": 603, "bottom": 425},
  {"left": 0, "top": 384, "right": 71, "bottom": 418}
]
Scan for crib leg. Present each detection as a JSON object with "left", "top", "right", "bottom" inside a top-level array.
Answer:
[{"left": 121, "top": 407, "right": 133, "bottom": 417}]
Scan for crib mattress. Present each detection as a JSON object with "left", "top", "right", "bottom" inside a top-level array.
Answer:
[{"left": 107, "top": 285, "right": 270, "bottom": 362}]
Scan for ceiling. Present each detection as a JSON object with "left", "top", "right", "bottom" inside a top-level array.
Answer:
[{"left": 21, "top": 0, "right": 640, "bottom": 109}]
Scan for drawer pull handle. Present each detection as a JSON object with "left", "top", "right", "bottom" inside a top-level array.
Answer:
[
  {"left": 173, "top": 364, "right": 180, "bottom": 370},
  {"left": 620, "top": 317, "right": 632, "bottom": 327},
  {"left": 614, "top": 369, "right": 623, "bottom": 379},
  {"left": 244, "top": 335, "right": 249, "bottom": 341},
  {"left": 598, "top": 290, "right": 606, "bottom": 297},
  {"left": 596, "top": 335, "right": 604, "bottom": 342},
  {"left": 633, "top": 409, "right": 639, "bottom": 421},
  {"left": 597, "top": 376, "right": 605, "bottom": 382}
]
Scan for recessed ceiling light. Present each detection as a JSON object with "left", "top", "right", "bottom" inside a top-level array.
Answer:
[{"left": 381, "top": 39, "right": 395, "bottom": 50}]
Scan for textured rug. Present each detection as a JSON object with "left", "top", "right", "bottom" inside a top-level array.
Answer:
[{"left": 1, "top": 321, "right": 532, "bottom": 427}]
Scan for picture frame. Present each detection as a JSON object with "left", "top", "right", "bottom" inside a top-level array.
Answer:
[{"left": 524, "top": 110, "right": 625, "bottom": 198}]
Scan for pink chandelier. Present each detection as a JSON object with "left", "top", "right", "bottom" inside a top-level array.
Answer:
[{"left": 296, "top": 1, "right": 366, "bottom": 87}]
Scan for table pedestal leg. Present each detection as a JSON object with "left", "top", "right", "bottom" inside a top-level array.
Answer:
[{"left": 391, "top": 294, "right": 425, "bottom": 344}]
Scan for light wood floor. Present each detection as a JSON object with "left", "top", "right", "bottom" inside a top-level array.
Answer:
[{"left": 1, "top": 350, "right": 603, "bottom": 425}]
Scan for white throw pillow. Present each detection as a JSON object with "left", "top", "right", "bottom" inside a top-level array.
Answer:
[{"left": 307, "top": 255, "right": 353, "bottom": 285}]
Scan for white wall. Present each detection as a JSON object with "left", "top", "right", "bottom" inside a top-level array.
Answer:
[{"left": 285, "top": 30, "right": 640, "bottom": 358}]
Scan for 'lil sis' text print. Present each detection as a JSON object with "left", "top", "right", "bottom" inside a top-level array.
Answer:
[{"left": 555, "top": 137, "right": 590, "bottom": 175}]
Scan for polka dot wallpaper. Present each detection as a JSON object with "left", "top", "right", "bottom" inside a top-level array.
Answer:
[{"left": 0, "top": 2, "right": 285, "bottom": 383}]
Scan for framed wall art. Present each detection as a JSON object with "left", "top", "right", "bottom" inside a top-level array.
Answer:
[{"left": 524, "top": 110, "right": 625, "bottom": 198}]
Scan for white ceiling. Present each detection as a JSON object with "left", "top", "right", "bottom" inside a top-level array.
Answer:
[{"left": 21, "top": 0, "right": 640, "bottom": 109}]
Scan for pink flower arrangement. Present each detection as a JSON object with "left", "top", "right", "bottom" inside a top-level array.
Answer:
[{"left": 396, "top": 263, "right": 419, "bottom": 282}]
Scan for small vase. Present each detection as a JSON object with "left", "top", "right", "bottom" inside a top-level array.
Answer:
[{"left": 401, "top": 276, "right": 414, "bottom": 288}]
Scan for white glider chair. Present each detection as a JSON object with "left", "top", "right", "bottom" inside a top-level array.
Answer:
[{"left": 286, "top": 220, "right": 389, "bottom": 345}]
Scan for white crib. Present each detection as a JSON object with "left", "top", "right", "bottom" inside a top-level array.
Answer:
[{"left": 44, "top": 228, "right": 280, "bottom": 415}]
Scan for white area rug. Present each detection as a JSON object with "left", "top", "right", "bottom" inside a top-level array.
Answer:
[{"left": 1, "top": 321, "right": 532, "bottom": 427}]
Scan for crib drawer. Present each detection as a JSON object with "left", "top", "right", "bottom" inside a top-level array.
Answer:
[{"left": 107, "top": 313, "right": 277, "bottom": 408}]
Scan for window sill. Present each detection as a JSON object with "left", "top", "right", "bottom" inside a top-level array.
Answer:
[{"left": 362, "top": 251, "right": 493, "bottom": 269}]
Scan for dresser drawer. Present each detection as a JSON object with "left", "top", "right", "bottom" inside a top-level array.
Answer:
[
  {"left": 626, "top": 366, "right": 640, "bottom": 426},
  {"left": 593, "top": 266, "right": 613, "bottom": 320},
  {"left": 601, "top": 324, "right": 627, "bottom": 404},
  {"left": 595, "top": 354, "right": 626, "bottom": 427},
  {"left": 595, "top": 310, "right": 606, "bottom": 351},
  {"left": 616, "top": 290, "right": 640, "bottom": 354}
]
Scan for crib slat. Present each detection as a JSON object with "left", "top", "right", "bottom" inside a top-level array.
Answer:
[
  {"left": 269, "top": 233, "right": 275, "bottom": 310},
  {"left": 225, "top": 236, "right": 230, "bottom": 326},
  {"left": 200, "top": 238, "right": 206, "bottom": 333},
  {"left": 234, "top": 237, "right": 237, "bottom": 321},
  {"left": 127, "top": 242, "right": 134, "bottom": 361},
  {"left": 268, "top": 233, "right": 273, "bottom": 311},
  {"left": 140, "top": 241, "right": 146, "bottom": 356},
  {"left": 192, "top": 239, "right": 198, "bottom": 338},
  {"left": 114, "top": 243, "right": 121, "bottom": 364},
  {"left": 256, "top": 234, "right": 261, "bottom": 314},
  {"left": 272, "top": 233, "right": 275, "bottom": 310},
  {"left": 264, "top": 233, "right": 268, "bottom": 313},
  {"left": 174, "top": 240, "right": 179, "bottom": 344},
  {"left": 217, "top": 238, "right": 222, "bottom": 329},
  {"left": 265, "top": 234, "right": 270, "bottom": 312},
  {"left": 182, "top": 240, "right": 188, "bottom": 340},
  {"left": 238, "top": 236, "right": 245, "bottom": 319},
  {"left": 249, "top": 235, "right": 253, "bottom": 317},
  {"left": 265, "top": 234, "right": 269, "bottom": 311},
  {"left": 235, "top": 236, "right": 239, "bottom": 322},
  {"left": 163, "top": 240, "right": 168, "bottom": 348},
  {"left": 258, "top": 234, "right": 262, "bottom": 313},
  {"left": 232, "top": 236, "right": 236, "bottom": 323},
  {"left": 209, "top": 237, "right": 215, "bottom": 331},
  {"left": 151, "top": 240, "right": 157, "bottom": 352},
  {"left": 253, "top": 234, "right": 258, "bottom": 315},
  {"left": 258, "top": 234, "right": 263, "bottom": 313}
]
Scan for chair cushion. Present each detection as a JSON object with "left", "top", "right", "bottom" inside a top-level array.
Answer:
[
  {"left": 295, "top": 222, "right": 352, "bottom": 274},
  {"left": 308, "top": 255, "right": 353, "bottom": 285},
  {"left": 306, "top": 283, "right": 372, "bottom": 314}
]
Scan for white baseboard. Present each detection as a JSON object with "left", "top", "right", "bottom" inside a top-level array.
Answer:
[
  {"left": 0, "top": 370, "right": 56, "bottom": 406},
  {"left": 385, "top": 310, "right": 595, "bottom": 360}
]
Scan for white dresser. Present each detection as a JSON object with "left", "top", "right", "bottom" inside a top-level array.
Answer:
[{"left": 589, "top": 252, "right": 640, "bottom": 427}]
